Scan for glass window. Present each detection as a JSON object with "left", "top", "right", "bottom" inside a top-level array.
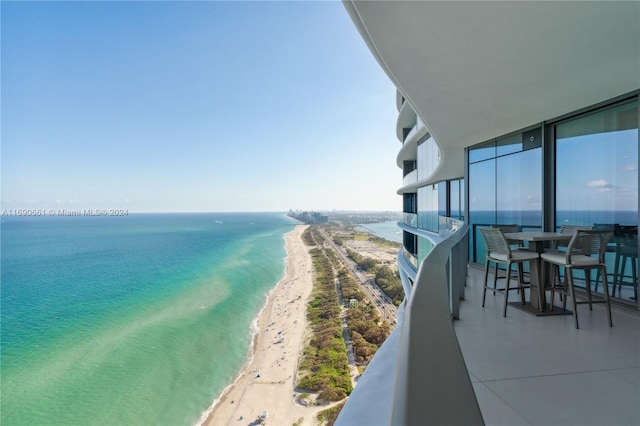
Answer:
[
  {"left": 496, "top": 148, "right": 542, "bottom": 229},
  {"left": 496, "top": 127, "right": 542, "bottom": 157},
  {"left": 403, "top": 193, "right": 417, "bottom": 213},
  {"left": 496, "top": 133, "right": 523, "bottom": 157},
  {"left": 555, "top": 101, "right": 638, "bottom": 227},
  {"left": 438, "top": 181, "right": 447, "bottom": 217},
  {"left": 468, "top": 126, "right": 543, "bottom": 261},
  {"left": 418, "top": 185, "right": 439, "bottom": 232},
  {"left": 461, "top": 179, "right": 466, "bottom": 220},
  {"left": 468, "top": 158, "right": 495, "bottom": 262},
  {"left": 403, "top": 231, "right": 418, "bottom": 255},
  {"left": 469, "top": 159, "right": 496, "bottom": 224},
  {"left": 450, "top": 180, "right": 460, "bottom": 219},
  {"left": 469, "top": 140, "right": 496, "bottom": 163},
  {"left": 555, "top": 100, "right": 638, "bottom": 302}
]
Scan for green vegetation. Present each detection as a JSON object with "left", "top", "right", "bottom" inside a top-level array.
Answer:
[
  {"left": 297, "top": 223, "right": 397, "bottom": 416},
  {"left": 346, "top": 249, "right": 404, "bottom": 306},
  {"left": 346, "top": 248, "right": 378, "bottom": 271},
  {"left": 374, "top": 265, "right": 404, "bottom": 306},
  {"left": 346, "top": 302, "right": 390, "bottom": 364},
  {"left": 297, "top": 247, "right": 352, "bottom": 402},
  {"left": 337, "top": 269, "right": 363, "bottom": 302},
  {"left": 302, "top": 226, "right": 317, "bottom": 246},
  {"left": 317, "top": 402, "right": 346, "bottom": 426}
]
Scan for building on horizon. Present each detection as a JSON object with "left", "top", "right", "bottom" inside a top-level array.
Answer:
[
  {"left": 338, "top": 1, "right": 638, "bottom": 425},
  {"left": 288, "top": 209, "right": 329, "bottom": 224}
]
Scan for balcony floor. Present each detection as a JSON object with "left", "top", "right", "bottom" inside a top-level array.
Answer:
[{"left": 457, "top": 266, "right": 640, "bottom": 426}]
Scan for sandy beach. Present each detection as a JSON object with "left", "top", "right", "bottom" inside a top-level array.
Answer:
[{"left": 203, "top": 224, "right": 329, "bottom": 426}]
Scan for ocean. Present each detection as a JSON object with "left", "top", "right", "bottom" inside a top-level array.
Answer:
[{"left": 1, "top": 212, "right": 296, "bottom": 425}]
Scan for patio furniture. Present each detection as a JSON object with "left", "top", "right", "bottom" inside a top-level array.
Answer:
[
  {"left": 546, "top": 225, "right": 594, "bottom": 301},
  {"left": 502, "top": 231, "right": 573, "bottom": 314},
  {"left": 540, "top": 229, "right": 613, "bottom": 329},
  {"left": 593, "top": 223, "right": 619, "bottom": 290},
  {"left": 613, "top": 225, "right": 638, "bottom": 300},
  {"left": 479, "top": 227, "right": 539, "bottom": 317},
  {"left": 490, "top": 224, "right": 528, "bottom": 286}
]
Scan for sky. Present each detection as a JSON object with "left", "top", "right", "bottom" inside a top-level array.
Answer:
[{"left": 1, "top": 1, "right": 400, "bottom": 213}]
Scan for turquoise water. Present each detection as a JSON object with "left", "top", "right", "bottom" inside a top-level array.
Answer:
[
  {"left": 1, "top": 213, "right": 295, "bottom": 425},
  {"left": 357, "top": 220, "right": 402, "bottom": 243}
]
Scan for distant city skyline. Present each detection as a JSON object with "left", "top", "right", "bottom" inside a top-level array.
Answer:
[{"left": 2, "top": 1, "right": 400, "bottom": 213}]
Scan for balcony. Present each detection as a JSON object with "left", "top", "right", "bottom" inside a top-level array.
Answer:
[
  {"left": 456, "top": 266, "right": 639, "bottom": 425},
  {"left": 402, "top": 169, "right": 417, "bottom": 187},
  {"left": 401, "top": 212, "right": 417, "bottom": 228},
  {"left": 337, "top": 225, "right": 640, "bottom": 426},
  {"left": 400, "top": 247, "right": 418, "bottom": 270},
  {"left": 396, "top": 101, "right": 417, "bottom": 142}
]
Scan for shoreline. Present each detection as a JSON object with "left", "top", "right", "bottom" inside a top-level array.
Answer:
[{"left": 201, "top": 224, "right": 326, "bottom": 426}]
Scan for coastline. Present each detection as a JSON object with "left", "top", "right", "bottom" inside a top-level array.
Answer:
[{"left": 201, "top": 224, "right": 327, "bottom": 426}]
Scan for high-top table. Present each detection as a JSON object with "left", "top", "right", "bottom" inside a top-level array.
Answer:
[{"left": 503, "top": 232, "right": 573, "bottom": 314}]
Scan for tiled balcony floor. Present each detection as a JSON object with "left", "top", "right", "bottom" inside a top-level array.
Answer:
[{"left": 457, "top": 266, "right": 640, "bottom": 425}]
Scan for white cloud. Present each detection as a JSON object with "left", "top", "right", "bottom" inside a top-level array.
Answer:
[
  {"left": 586, "top": 179, "right": 616, "bottom": 192},
  {"left": 621, "top": 164, "right": 638, "bottom": 172},
  {"left": 586, "top": 179, "right": 608, "bottom": 188}
]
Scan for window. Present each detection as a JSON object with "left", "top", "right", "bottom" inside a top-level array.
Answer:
[
  {"left": 403, "top": 231, "right": 418, "bottom": 255},
  {"left": 450, "top": 179, "right": 465, "bottom": 221},
  {"left": 417, "top": 185, "right": 439, "bottom": 232},
  {"left": 403, "top": 193, "right": 417, "bottom": 214},
  {"left": 554, "top": 100, "right": 638, "bottom": 302},
  {"left": 403, "top": 160, "right": 417, "bottom": 177},
  {"left": 555, "top": 100, "right": 638, "bottom": 227},
  {"left": 468, "top": 127, "right": 543, "bottom": 261}
]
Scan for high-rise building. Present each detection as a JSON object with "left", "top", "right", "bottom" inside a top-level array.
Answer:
[{"left": 338, "top": 2, "right": 639, "bottom": 425}]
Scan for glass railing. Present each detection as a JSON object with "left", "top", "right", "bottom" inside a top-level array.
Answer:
[
  {"left": 392, "top": 222, "right": 481, "bottom": 424},
  {"left": 402, "top": 247, "right": 418, "bottom": 270},
  {"left": 337, "top": 219, "right": 480, "bottom": 425},
  {"left": 402, "top": 212, "right": 418, "bottom": 228},
  {"left": 439, "top": 216, "right": 463, "bottom": 238}
]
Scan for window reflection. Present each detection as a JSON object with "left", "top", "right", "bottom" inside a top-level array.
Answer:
[
  {"left": 496, "top": 148, "right": 542, "bottom": 229},
  {"left": 468, "top": 127, "right": 543, "bottom": 262},
  {"left": 417, "top": 185, "right": 438, "bottom": 232},
  {"left": 450, "top": 179, "right": 464, "bottom": 221},
  {"left": 555, "top": 100, "right": 638, "bottom": 302}
]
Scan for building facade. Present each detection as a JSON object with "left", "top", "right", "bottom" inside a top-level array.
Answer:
[{"left": 338, "top": 1, "right": 639, "bottom": 424}]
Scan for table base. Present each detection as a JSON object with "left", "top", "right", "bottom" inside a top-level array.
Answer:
[{"left": 508, "top": 302, "right": 573, "bottom": 316}]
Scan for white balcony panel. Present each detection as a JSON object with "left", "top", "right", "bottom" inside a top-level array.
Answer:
[
  {"left": 402, "top": 169, "right": 417, "bottom": 187},
  {"left": 396, "top": 124, "right": 428, "bottom": 166},
  {"left": 336, "top": 317, "right": 403, "bottom": 426},
  {"left": 395, "top": 100, "right": 417, "bottom": 141}
]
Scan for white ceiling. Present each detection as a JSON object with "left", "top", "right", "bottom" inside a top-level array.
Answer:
[{"left": 345, "top": 0, "right": 639, "bottom": 150}]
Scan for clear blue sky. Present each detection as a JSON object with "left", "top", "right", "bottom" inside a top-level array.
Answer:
[{"left": 2, "top": 1, "right": 400, "bottom": 213}]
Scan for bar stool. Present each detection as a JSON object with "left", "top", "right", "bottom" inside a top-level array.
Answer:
[
  {"left": 613, "top": 226, "right": 638, "bottom": 300},
  {"left": 546, "top": 225, "right": 593, "bottom": 305},
  {"left": 491, "top": 224, "right": 529, "bottom": 287},
  {"left": 479, "top": 227, "right": 539, "bottom": 317},
  {"left": 593, "top": 223, "right": 619, "bottom": 292},
  {"left": 541, "top": 229, "right": 613, "bottom": 329}
]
